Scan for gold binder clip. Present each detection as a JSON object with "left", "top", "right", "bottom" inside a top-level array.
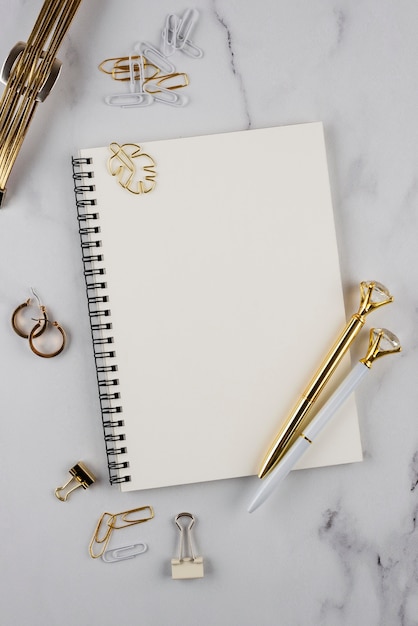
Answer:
[
  {"left": 171, "top": 512, "right": 204, "bottom": 579},
  {"left": 55, "top": 462, "right": 96, "bottom": 502}
]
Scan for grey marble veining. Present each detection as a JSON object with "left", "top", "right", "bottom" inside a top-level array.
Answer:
[
  {"left": 0, "top": 1, "right": 417, "bottom": 625},
  {"left": 211, "top": 1, "right": 252, "bottom": 128}
]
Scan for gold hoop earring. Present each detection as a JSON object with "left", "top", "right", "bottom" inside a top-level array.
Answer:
[
  {"left": 29, "top": 319, "right": 66, "bottom": 358},
  {"left": 11, "top": 299, "right": 47, "bottom": 339}
]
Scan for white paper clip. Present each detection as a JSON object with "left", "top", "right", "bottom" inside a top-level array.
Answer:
[
  {"left": 171, "top": 512, "right": 204, "bottom": 579},
  {"left": 134, "top": 42, "right": 175, "bottom": 74},
  {"left": 105, "top": 54, "right": 153, "bottom": 108},
  {"left": 102, "top": 542, "right": 148, "bottom": 563},
  {"left": 180, "top": 38, "right": 203, "bottom": 59},
  {"left": 175, "top": 9, "right": 199, "bottom": 50},
  {"left": 104, "top": 92, "right": 150, "bottom": 107},
  {"left": 146, "top": 84, "right": 188, "bottom": 107},
  {"left": 161, "top": 14, "right": 180, "bottom": 56},
  {"left": 161, "top": 9, "right": 203, "bottom": 59}
]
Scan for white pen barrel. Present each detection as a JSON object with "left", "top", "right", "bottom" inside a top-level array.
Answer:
[
  {"left": 247, "top": 437, "right": 311, "bottom": 512},
  {"left": 304, "top": 362, "right": 369, "bottom": 441},
  {"left": 248, "top": 361, "right": 370, "bottom": 513},
  {"left": 263, "top": 435, "right": 311, "bottom": 484}
]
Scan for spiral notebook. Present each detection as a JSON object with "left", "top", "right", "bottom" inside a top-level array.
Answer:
[{"left": 72, "top": 122, "right": 362, "bottom": 492}]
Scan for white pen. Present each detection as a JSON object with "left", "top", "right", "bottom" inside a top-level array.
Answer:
[{"left": 248, "top": 328, "right": 401, "bottom": 513}]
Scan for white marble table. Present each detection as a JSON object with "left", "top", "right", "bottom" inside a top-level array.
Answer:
[{"left": 1, "top": 1, "right": 417, "bottom": 625}]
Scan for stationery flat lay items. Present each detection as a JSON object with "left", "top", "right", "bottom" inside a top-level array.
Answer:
[
  {"left": 258, "top": 280, "right": 394, "bottom": 479},
  {"left": 72, "top": 122, "right": 363, "bottom": 492},
  {"left": 89, "top": 505, "right": 154, "bottom": 559},
  {"left": 98, "top": 8, "right": 203, "bottom": 109},
  {"left": 248, "top": 325, "right": 401, "bottom": 513}
]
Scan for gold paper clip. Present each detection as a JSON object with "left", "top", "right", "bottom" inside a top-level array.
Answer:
[
  {"left": 55, "top": 462, "right": 96, "bottom": 502},
  {"left": 98, "top": 55, "right": 142, "bottom": 81},
  {"left": 171, "top": 512, "right": 204, "bottom": 579},
  {"left": 144, "top": 72, "right": 189, "bottom": 92},
  {"left": 89, "top": 505, "right": 155, "bottom": 559}
]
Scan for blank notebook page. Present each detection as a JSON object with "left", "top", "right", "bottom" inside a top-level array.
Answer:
[{"left": 78, "top": 122, "right": 362, "bottom": 492}]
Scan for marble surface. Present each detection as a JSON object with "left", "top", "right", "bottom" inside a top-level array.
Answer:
[{"left": 1, "top": 1, "right": 417, "bottom": 625}]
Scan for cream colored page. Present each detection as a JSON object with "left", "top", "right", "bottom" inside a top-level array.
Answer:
[{"left": 80, "top": 123, "right": 361, "bottom": 492}]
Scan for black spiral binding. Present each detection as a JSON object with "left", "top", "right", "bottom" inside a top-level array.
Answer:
[{"left": 72, "top": 156, "right": 131, "bottom": 485}]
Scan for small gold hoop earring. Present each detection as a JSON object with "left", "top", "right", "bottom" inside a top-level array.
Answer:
[
  {"left": 29, "top": 319, "right": 66, "bottom": 358},
  {"left": 11, "top": 299, "right": 47, "bottom": 339}
]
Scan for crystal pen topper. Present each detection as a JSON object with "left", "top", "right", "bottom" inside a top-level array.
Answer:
[{"left": 258, "top": 280, "right": 394, "bottom": 479}]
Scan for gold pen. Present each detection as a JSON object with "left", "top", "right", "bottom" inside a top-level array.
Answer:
[{"left": 258, "top": 280, "right": 393, "bottom": 479}]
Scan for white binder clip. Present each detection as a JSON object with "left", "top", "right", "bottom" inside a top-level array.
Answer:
[{"left": 171, "top": 512, "right": 204, "bottom": 579}]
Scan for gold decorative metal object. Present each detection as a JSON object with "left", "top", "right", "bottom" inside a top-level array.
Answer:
[
  {"left": 248, "top": 326, "right": 401, "bottom": 513},
  {"left": 108, "top": 142, "right": 157, "bottom": 195},
  {"left": 258, "top": 280, "right": 394, "bottom": 479},
  {"left": 0, "top": 0, "right": 83, "bottom": 207},
  {"left": 55, "top": 462, "right": 96, "bottom": 501}
]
